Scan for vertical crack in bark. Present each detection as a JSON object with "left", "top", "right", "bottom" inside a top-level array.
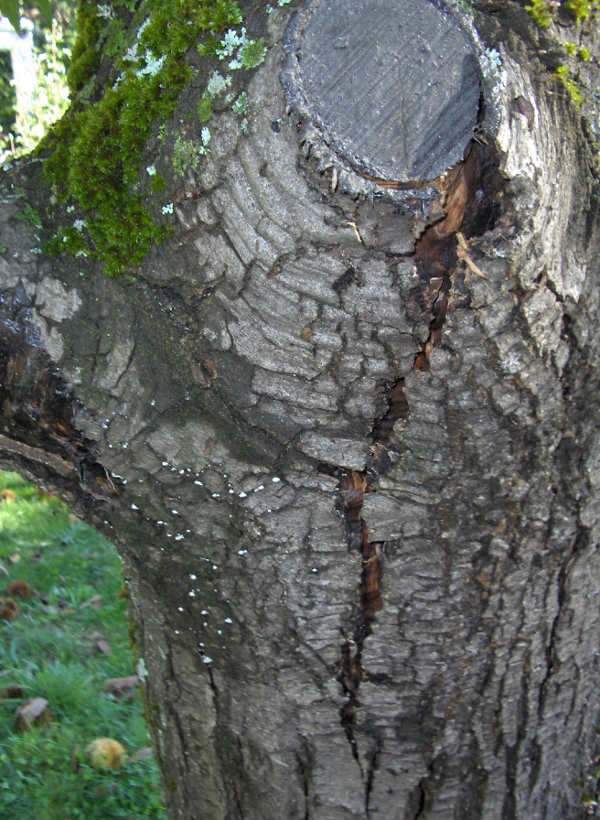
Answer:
[
  {"left": 330, "top": 138, "right": 507, "bottom": 806},
  {"left": 165, "top": 632, "right": 191, "bottom": 780},
  {"left": 503, "top": 645, "right": 531, "bottom": 820},
  {"left": 412, "top": 157, "right": 466, "bottom": 371},
  {"left": 370, "top": 379, "right": 410, "bottom": 446},
  {"left": 365, "top": 736, "right": 383, "bottom": 816},
  {"left": 206, "top": 663, "right": 219, "bottom": 702},
  {"left": 333, "top": 150, "right": 476, "bottom": 789},
  {"left": 335, "top": 469, "right": 384, "bottom": 779},
  {"left": 295, "top": 750, "right": 311, "bottom": 820},
  {"left": 231, "top": 761, "right": 245, "bottom": 820},
  {"left": 332, "top": 398, "right": 402, "bottom": 787},
  {"left": 414, "top": 780, "right": 427, "bottom": 819},
  {"left": 537, "top": 530, "right": 580, "bottom": 717},
  {"left": 172, "top": 708, "right": 190, "bottom": 774},
  {"left": 413, "top": 139, "right": 507, "bottom": 369},
  {"left": 114, "top": 335, "right": 137, "bottom": 390}
]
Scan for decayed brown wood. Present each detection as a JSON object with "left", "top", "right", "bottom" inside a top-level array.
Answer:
[{"left": 0, "top": 432, "right": 75, "bottom": 477}]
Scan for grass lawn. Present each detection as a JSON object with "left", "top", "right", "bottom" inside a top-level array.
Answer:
[{"left": 0, "top": 471, "right": 166, "bottom": 818}]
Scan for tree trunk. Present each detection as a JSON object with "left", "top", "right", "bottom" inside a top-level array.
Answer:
[{"left": 1, "top": 1, "right": 600, "bottom": 817}]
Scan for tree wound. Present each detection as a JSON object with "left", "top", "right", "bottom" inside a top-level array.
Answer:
[{"left": 284, "top": 0, "right": 481, "bottom": 183}]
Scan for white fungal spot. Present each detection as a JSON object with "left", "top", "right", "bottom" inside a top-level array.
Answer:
[{"left": 224, "top": 617, "right": 233, "bottom": 624}]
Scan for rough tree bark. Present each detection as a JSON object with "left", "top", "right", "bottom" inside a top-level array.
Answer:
[{"left": 1, "top": 0, "right": 600, "bottom": 817}]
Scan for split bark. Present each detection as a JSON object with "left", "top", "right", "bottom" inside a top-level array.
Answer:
[{"left": 0, "top": 1, "right": 600, "bottom": 817}]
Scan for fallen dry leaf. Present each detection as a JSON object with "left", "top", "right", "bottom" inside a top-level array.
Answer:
[
  {"left": 15, "top": 697, "right": 52, "bottom": 731},
  {"left": 80, "top": 594, "right": 102, "bottom": 610},
  {"left": 95, "top": 639, "right": 111, "bottom": 655},
  {"left": 103, "top": 675, "right": 140, "bottom": 698},
  {"left": 130, "top": 746, "right": 153, "bottom": 763}
]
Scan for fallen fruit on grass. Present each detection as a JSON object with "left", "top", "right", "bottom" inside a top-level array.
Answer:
[
  {"left": 85, "top": 737, "right": 127, "bottom": 769},
  {"left": 0, "top": 685, "right": 23, "bottom": 698},
  {"left": 0, "top": 598, "right": 18, "bottom": 620},
  {"left": 6, "top": 579, "right": 33, "bottom": 598}
]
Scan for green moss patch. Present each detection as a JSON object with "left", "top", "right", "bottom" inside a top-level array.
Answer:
[
  {"left": 41, "top": 0, "right": 249, "bottom": 277},
  {"left": 523, "top": 0, "right": 598, "bottom": 106}
]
